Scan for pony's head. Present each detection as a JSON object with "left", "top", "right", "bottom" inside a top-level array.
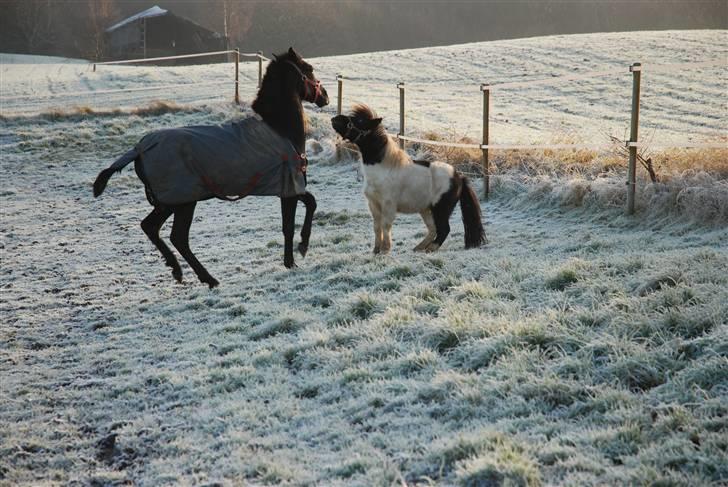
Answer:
[
  {"left": 269, "top": 47, "right": 329, "bottom": 107},
  {"left": 331, "top": 104, "right": 384, "bottom": 145}
]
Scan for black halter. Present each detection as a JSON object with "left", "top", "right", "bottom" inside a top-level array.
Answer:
[
  {"left": 284, "top": 60, "right": 322, "bottom": 104},
  {"left": 342, "top": 119, "right": 371, "bottom": 144}
]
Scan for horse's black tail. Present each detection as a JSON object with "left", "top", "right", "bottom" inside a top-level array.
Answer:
[
  {"left": 459, "top": 177, "right": 487, "bottom": 248},
  {"left": 93, "top": 148, "right": 138, "bottom": 197}
]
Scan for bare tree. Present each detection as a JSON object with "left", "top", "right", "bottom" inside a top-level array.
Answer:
[
  {"left": 87, "top": 0, "right": 118, "bottom": 61},
  {"left": 220, "top": 0, "right": 253, "bottom": 50},
  {"left": 13, "top": 0, "right": 55, "bottom": 52},
  {"left": 609, "top": 131, "right": 659, "bottom": 183}
]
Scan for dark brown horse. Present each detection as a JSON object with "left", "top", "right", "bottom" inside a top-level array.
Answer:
[{"left": 93, "top": 48, "right": 329, "bottom": 288}]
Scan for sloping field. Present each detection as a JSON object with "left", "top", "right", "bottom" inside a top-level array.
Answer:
[
  {"left": 1, "top": 31, "right": 727, "bottom": 485},
  {"left": 2, "top": 30, "right": 727, "bottom": 143}
]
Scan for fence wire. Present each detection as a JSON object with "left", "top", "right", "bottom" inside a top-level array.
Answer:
[{"left": 1, "top": 49, "right": 725, "bottom": 153}]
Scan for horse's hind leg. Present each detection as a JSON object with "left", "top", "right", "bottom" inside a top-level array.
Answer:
[
  {"left": 281, "top": 196, "right": 297, "bottom": 268},
  {"left": 170, "top": 202, "right": 219, "bottom": 288},
  {"left": 414, "top": 209, "right": 436, "bottom": 251},
  {"left": 297, "top": 191, "right": 317, "bottom": 257},
  {"left": 141, "top": 206, "right": 182, "bottom": 282},
  {"left": 427, "top": 179, "right": 462, "bottom": 252}
]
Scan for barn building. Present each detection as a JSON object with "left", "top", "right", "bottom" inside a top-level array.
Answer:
[{"left": 105, "top": 6, "right": 227, "bottom": 62}]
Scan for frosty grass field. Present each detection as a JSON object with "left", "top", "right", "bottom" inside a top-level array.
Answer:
[{"left": 1, "top": 30, "right": 727, "bottom": 485}]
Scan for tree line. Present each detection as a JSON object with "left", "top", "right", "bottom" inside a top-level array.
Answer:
[{"left": 0, "top": 0, "right": 725, "bottom": 61}]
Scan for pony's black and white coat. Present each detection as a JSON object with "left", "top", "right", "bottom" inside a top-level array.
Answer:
[{"left": 331, "top": 105, "right": 486, "bottom": 253}]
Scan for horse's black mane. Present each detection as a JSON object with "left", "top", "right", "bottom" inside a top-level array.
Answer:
[{"left": 252, "top": 50, "right": 306, "bottom": 154}]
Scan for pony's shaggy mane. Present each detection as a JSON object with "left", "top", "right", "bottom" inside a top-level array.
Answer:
[
  {"left": 382, "top": 138, "right": 410, "bottom": 167},
  {"left": 346, "top": 103, "right": 404, "bottom": 165}
]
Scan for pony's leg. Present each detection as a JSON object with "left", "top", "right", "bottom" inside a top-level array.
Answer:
[
  {"left": 414, "top": 209, "right": 437, "bottom": 251},
  {"left": 427, "top": 182, "right": 461, "bottom": 252},
  {"left": 141, "top": 206, "right": 182, "bottom": 282},
  {"left": 367, "top": 198, "right": 383, "bottom": 254},
  {"left": 379, "top": 203, "right": 397, "bottom": 254},
  {"left": 170, "top": 202, "right": 219, "bottom": 288},
  {"left": 281, "top": 196, "right": 297, "bottom": 268},
  {"left": 297, "top": 191, "right": 317, "bottom": 257}
]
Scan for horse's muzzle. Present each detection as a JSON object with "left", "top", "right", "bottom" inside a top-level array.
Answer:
[
  {"left": 315, "top": 86, "right": 329, "bottom": 108},
  {"left": 331, "top": 115, "right": 347, "bottom": 136}
]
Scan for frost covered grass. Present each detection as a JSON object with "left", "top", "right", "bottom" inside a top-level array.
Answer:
[
  {"left": 2, "top": 30, "right": 727, "bottom": 485},
  {"left": 2, "top": 100, "right": 726, "bottom": 485}
]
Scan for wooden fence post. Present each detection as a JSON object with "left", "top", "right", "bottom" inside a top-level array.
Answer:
[
  {"left": 627, "top": 62, "right": 641, "bottom": 215},
  {"left": 234, "top": 48, "right": 240, "bottom": 105},
  {"left": 335, "top": 74, "right": 344, "bottom": 162},
  {"left": 257, "top": 51, "right": 263, "bottom": 88},
  {"left": 398, "top": 82, "right": 405, "bottom": 149},
  {"left": 480, "top": 83, "right": 490, "bottom": 199},
  {"left": 337, "top": 74, "right": 343, "bottom": 115}
]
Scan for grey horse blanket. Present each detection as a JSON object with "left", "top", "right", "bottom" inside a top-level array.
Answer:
[{"left": 134, "top": 116, "right": 307, "bottom": 206}]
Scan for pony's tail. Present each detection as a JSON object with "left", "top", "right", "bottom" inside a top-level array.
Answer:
[
  {"left": 459, "top": 177, "right": 487, "bottom": 248},
  {"left": 93, "top": 148, "right": 137, "bottom": 197}
]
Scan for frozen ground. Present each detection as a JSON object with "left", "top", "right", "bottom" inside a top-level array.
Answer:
[{"left": 1, "top": 31, "right": 727, "bottom": 485}]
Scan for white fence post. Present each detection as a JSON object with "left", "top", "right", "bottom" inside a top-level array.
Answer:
[
  {"left": 398, "top": 82, "right": 405, "bottom": 149},
  {"left": 337, "top": 74, "right": 343, "bottom": 115},
  {"left": 234, "top": 48, "right": 240, "bottom": 105},
  {"left": 257, "top": 51, "right": 264, "bottom": 88},
  {"left": 481, "top": 83, "right": 490, "bottom": 199}
]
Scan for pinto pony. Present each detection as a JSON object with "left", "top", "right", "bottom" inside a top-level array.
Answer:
[
  {"left": 94, "top": 48, "right": 329, "bottom": 287},
  {"left": 331, "top": 105, "right": 486, "bottom": 253}
]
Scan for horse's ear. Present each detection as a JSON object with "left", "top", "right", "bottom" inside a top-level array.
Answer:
[
  {"left": 288, "top": 47, "right": 300, "bottom": 59},
  {"left": 366, "top": 117, "right": 383, "bottom": 129}
]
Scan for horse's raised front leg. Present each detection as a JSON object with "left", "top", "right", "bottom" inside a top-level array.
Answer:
[
  {"left": 170, "top": 202, "right": 219, "bottom": 288},
  {"left": 367, "top": 198, "right": 383, "bottom": 254},
  {"left": 297, "top": 191, "right": 316, "bottom": 258},
  {"left": 281, "top": 196, "right": 297, "bottom": 268},
  {"left": 141, "top": 206, "right": 182, "bottom": 282}
]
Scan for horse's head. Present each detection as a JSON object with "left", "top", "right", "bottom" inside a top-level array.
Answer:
[
  {"left": 331, "top": 104, "right": 383, "bottom": 145},
  {"left": 272, "top": 47, "right": 329, "bottom": 107}
]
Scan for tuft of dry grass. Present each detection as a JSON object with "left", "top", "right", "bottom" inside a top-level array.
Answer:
[
  {"left": 409, "top": 131, "right": 727, "bottom": 181},
  {"left": 652, "top": 142, "right": 728, "bottom": 179},
  {"left": 129, "top": 101, "right": 187, "bottom": 116},
  {"left": 0, "top": 101, "right": 197, "bottom": 123}
]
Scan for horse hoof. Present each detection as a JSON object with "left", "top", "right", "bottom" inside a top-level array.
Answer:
[
  {"left": 425, "top": 243, "right": 441, "bottom": 253},
  {"left": 206, "top": 278, "right": 219, "bottom": 289},
  {"left": 373, "top": 247, "right": 381, "bottom": 255},
  {"left": 298, "top": 242, "right": 308, "bottom": 258},
  {"left": 172, "top": 268, "right": 183, "bottom": 282}
]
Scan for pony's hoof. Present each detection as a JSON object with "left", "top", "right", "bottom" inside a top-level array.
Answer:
[
  {"left": 172, "top": 268, "right": 183, "bottom": 282},
  {"left": 284, "top": 258, "right": 297, "bottom": 269},
  {"left": 425, "top": 243, "right": 441, "bottom": 253},
  {"left": 298, "top": 242, "right": 308, "bottom": 258},
  {"left": 206, "top": 277, "right": 219, "bottom": 289},
  {"left": 373, "top": 247, "right": 381, "bottom": 255}
]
